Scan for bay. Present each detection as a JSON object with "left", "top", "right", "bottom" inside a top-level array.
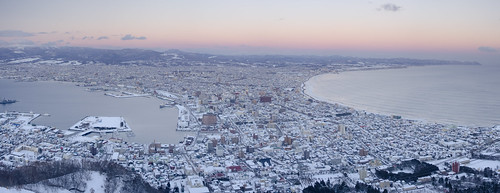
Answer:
[
  {"left": 0, "top": 79, "right": 188, "bottom": 144},
  {"left": 305, "top": 65, "right": 500, "bottom": 127}
]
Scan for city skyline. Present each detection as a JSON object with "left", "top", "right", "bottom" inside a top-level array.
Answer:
[
  {"left": 1, "top": 0, "right": 499, "bottom": 62},
  {"left": 1, "top": 1, "right": 500, "bottom": 191}
]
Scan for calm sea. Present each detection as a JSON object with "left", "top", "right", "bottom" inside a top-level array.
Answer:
[
  {"left": 305, "top": 64, "right": 500, "bottom": 127},
  {"left": 0, "top": 79, "right": 189, "bottom": 144}
]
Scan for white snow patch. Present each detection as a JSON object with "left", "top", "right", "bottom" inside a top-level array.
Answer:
[
  {"left": 156, "top": 90, "right": 179, "bottom": 99},
  {"left": 22, "top": 184, "right": 72, "bottom": 193},
  {"left": 347, "top": 173, "right": 360, "bottom": 181},
  {"left": 391, "top": 168, "right": 413, "bottom": 174},
  {"left": 311, "top": 173, "right": 344, "bottom": 181},
  {"left": 36, "top": 60, "right": 64, "bottom": 65},
  {"left": 0, "top": 186, "right": 35, "bottom": 193},
  {"left": 19, "top": 171, "right": 107, "bottom": 193},
  {"left": 465, "top": 159, "right": 500, "bottom": 171},
  {"left": 85, "top": 171, "right": 106, "bottom": 193},
  {"left": 70, "top": 135, "right": 100, "bottom": 142},
  {"left": 59, "top": 61, "right": 82, "bottom": 66},
  {"left": 8, "top": 58, "right": 39, "bottom": 64}
]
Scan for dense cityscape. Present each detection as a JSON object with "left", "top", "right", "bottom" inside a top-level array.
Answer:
[{"left": 0, "top": 47, "right": 499, "bottom": 193}]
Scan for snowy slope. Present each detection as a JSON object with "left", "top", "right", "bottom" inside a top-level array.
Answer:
[
  {"left": 21, "top": 171, "right": 107, "bottom": 193},
  {"left": 0, "top": 186, "right": 35, "bottom": 193}
]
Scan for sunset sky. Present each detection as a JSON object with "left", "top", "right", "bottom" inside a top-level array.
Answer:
[{"left": 1, "top": 0, "right": 499, "bottom": 62}]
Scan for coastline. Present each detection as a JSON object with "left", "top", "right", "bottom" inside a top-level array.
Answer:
[
  {"left": 303, "top": 74, "right": 428, "bottom": 125},
  {"left": 301, "top": 65, "right": 412, "bottom": 110},
  {"left": 301, "top": 65, "right": 497, "bottom": 128},
  {"left": 0, "top": 78, "right": 184, "bottom": 144}
]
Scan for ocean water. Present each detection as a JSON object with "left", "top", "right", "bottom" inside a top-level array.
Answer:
[
  {"left": 0, "top": 79, "right": 188, "bottom": 144},
  {"left": 305, "top": 64, "right": 500, "bottom": 127}
]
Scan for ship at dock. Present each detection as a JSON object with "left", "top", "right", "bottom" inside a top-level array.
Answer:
[{"left": 0, "top": 99, "right": 17, "bottom": 105}]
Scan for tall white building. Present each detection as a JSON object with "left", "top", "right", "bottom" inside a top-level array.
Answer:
[{"left": 338, "top": 124, "right": 346, "bottom": 135}]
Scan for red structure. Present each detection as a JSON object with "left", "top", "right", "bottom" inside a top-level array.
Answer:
[
  {"left": 227, "top": 166, "right": 243, "bottom": 172},
  {"left": 452, "top": 161, "right": 460, "bottom": 173}
]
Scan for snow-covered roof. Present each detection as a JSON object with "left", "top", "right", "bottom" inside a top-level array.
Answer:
[
  {"left": 187, "top": 187, "right": 209, "bottom": 193},
  {"left": 92, "top": 117, "right": 122, "bottom": 128}
]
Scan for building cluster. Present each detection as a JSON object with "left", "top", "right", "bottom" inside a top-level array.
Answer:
[{"left": 1, "top": 56, "right": 500, "bottom": 192}]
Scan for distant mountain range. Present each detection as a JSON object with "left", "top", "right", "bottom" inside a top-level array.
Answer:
[{"left": 0, "top": 46, "right": 481, "bottom": 67}]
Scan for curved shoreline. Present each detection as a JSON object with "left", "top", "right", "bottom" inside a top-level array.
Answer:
[
  {"left": 303, "top": 74, "right": 428, "bottom": 124},
  {"left": 301, "top": 66, "right": 410, "bottom": 109},
  {"left": 302, "top": 65, "right": 410, "bottom": 105},
  {"left": 301, "top": 65, "right": 497, "bottom": 128}
]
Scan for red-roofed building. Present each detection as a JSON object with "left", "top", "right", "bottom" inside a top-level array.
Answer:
[{"left": 227, "top": 166, "right": 243, "bottom": 172}]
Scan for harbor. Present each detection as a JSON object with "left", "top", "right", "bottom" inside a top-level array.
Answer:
[
  {"left": 1, "top": 47, "right": 498, "bottom": 192},
  {"left": 104, "top": 91, "right": 150, "bottom": 98},
  {"left": 0, "top": 79, "right": 182, "bottom": 144},
  {"left": 69, "top": 116, "right": 131, "bottom": 132}
]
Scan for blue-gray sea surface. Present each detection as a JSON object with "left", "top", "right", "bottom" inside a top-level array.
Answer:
[
  {"left": 0, "top": 80, "right": 186, "bottom": 144},
  {"left": 305, "top": 64, "right": 500, "bottom": 127}
]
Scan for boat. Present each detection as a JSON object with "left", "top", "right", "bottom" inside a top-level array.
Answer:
[{"left": 0, "top": 99, "right": 17, "bottom": 105}]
